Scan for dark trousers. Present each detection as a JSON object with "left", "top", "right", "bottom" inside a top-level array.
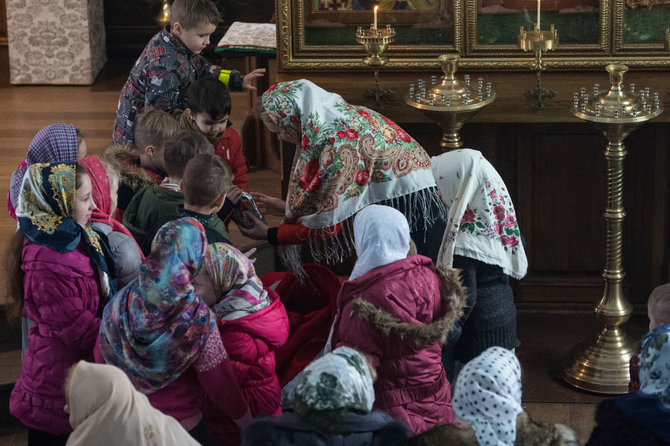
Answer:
[
  {"left": 28, "top": 429, "right": 68, "bottom": 446},
  {"left": 189, "top": 419, "right": 219, "bottom": 446}
]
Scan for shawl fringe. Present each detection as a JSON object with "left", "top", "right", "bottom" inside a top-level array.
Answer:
[
  {"left": 278, "top": 187, "right": 447, "bottom": 272},
  {"left": 350, "top": 264, "right": 466, "bottom": 347}
]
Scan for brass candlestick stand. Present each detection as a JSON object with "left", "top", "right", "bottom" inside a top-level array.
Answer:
[
  {"left": 404, "top": 54, "right": 496, "bottom": 151},
  {"left": 519, "top": 24, "right": 558, "bottom": 111},
  {"left": 561, "top": 64, "right": 663, "bottom": 394},
  {"left": 356, "top": 24, "right": 395, "bottom": 105}
]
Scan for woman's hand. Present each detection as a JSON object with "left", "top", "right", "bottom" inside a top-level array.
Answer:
[
  {"left": 239, "top": 214, "right": 270, "bottom": 240},
  {"left": 242, "top": 68, "right": 266, "bottom": 91},
  {"left": 251, "top": 192, "right": 286, "bottom": 216}
]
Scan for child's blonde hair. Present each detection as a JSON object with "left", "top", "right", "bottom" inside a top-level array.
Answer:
[
  {"left": 134, "top": 109, "right": 180, "bottom": 152},
  {"left": 648, "top": 283, "right": 670, "bottom": 326},
  {"left": 170, "top": 0, "right": 221, "bottom": 29}
]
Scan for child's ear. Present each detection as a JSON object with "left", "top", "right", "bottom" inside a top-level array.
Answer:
[
  {"left": 145, "top": 145, "right": 156, "bottom": 158},
  {"left": 179, "top": 179, "right": 184, "bottom": 190},
  {"left": 213, "top": 193, "right": 226, "bottom": 208},
  {"left": 185, "top": 108, "right": 194, "bottom": 121},
  {"left": 171, "top": 21, "right": 183, "bottom": 36}
]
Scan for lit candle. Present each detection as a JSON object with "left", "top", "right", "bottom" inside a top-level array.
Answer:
[
  {"left": 536, "top": 0, "right": 541, "bottom": 30},
  {"left": 374, "top": 5, "right": 378, "bottom": 30}
]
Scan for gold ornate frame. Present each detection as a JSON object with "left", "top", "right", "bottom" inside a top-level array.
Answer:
[{"left": 277, "top": 0, "right": 670, "bottom": 70}]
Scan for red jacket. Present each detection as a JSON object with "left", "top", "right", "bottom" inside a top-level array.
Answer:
[
  {"left": 333, "top": 255, "right": 465, "bottom": 435},
  {"left": 215, "top": 127, "right": 249, "bottom": 191},
  {"left": 204, "top": 289, "right": 289, "bottom": 445}
]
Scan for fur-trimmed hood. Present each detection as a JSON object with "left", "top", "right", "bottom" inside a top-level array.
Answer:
[
  {"left": 341, "top": 255, "right": 467, "bottom": 347},
  {"left": 101, "top": 144, "right": 157, "bottom": 192}
]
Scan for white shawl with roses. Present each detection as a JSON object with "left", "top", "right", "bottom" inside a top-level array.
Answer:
[
  {"left": 431, "top": 149, "right": 528, "bottom": 280},
  {"left": 261, "top": 79, "right": 443, "bottom": 264}
]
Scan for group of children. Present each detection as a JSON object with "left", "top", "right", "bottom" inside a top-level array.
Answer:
[{"left": 5, "top": 0, "right": 670, "bottom": 445}]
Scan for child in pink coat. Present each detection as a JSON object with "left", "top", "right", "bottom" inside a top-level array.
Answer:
[
  {"left": 8, "top": 162, "right": 116, "bottom": 445},
  {"left": 195, "top": 242, "right": 289, "bottom": 445},
  {"left": 332, "top": 205, "right": 466, "bottom": 435},
  {"left": 96, "top": 218, "right": 251, "bottom": 445}
]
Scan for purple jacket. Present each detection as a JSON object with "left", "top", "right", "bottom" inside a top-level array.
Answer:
[
  {"left": 334, "top": 255, "right": 466, "bottom": 435},
  {"left": 10, "top": 241, "right": 103, "bottom": 434}
]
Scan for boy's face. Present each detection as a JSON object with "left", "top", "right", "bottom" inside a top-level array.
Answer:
[
  {"left": 192, "top": 111, "right": 229, "bottom": 141},
  {"left": 172, "top": 21, "right": 217, "bottom": 55}
]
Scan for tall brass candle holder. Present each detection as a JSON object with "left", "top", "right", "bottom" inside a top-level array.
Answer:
[
  {"left": 356, "top": 24, "right": 395, "bottom": 105},
  {"left": 404, "top": 54, "right": 496, "bottom": 151},
  {"left": 561, "top": 64, "right": 663, "bottom": 394},
  {"left": 519, "top": 24, "right": 558, "bottom": 111}
]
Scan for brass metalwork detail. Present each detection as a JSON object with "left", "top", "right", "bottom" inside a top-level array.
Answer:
[
  {"left": 277, "top": 0, "right": 670, "bottom": 71},
  {"left": 625, "top": 0, "right": 670, "bottom": 8},
  {"left": 404, "top": 55, "right": 496, "bottom": 150},
  {"left": 561, "top": 64, "right": 663, "bottom": 394},
  {"left": 356, "top": 25, "right": 396, "bottom": 104},
  {"left": 519, "top": 24, "right": 559, "bottom": 110}
]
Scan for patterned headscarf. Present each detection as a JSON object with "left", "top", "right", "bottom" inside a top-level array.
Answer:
[
  {"left": 261, "top": 79, "right": 444, "bottom": 264},
  {"left": 79, "top": 156, "right": 144, "bottom": 259},
  {"left": 16, "top": 163, "right": 116, "bottom": 298},
  {"left": 453, "top": 347, "right": 523, "bottom": 446},
  {"left": 202, "top": 243, "right": 271, "bottom": 320},
  {"left": 615, "top": 325, "right": 670, "bottom": 442},
  {"left": 66, "top": 361, "right": 200, "bottom": 446},
  {"left": 99, "top": 218, "right": 215, "bottom": 393},
  {"left": 350, "top": 204, "right": 410, "bottom": 280},
  {"left": 9, "top": 124, "right": 80, "bottom": 218},
  {"left": 291, "top": 346, "right": 375, "bottom": 433},
  {"left": 431, "top": 149, "right": 528, "bottom": 280}
]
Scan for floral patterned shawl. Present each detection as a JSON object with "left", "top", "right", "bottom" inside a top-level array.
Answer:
[
  {"left": 9, "top": 124, "right": 80, "bottom": 219},
  {"left": 286, "top": 346, "right": 375, "bottom": 433},
  {"left": 99, "top": 217, "right": 215, "bottom": 393},
  {"left": 261, "top": 79, "right": 444, "bottom": 264},
  {"left": 16, "top": 163, "right": 116, "bottom": 298},
  {"left": 203, "top": 243, "right": 271, "bottom": 320},
  {"left": 616, "top": 324, "right": 670, "bottom": 441},
  {"left": 431, "top": 149, "right": 528, "bottom": 280}
]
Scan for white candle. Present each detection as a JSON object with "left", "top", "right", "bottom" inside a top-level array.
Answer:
[
  {"left": 374, "top": 5, "right": 378, "bottom": 30},
  {"left": 536, "top": 0, "right": 541, "bottom": 30}
]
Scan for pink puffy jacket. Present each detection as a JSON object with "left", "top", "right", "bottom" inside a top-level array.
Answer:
[
  {"left": 334, "top": 255, "right": 466, "bottom": 435},
  {"left": 204, "top": 288, "right": 289, "bottom": 444},
  {"left": 10, "top": 241, "right": 103, "bottom": 434}
]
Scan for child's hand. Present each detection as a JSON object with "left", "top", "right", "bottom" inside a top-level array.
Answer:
[
  {"left": 243, "top": 247, "right": 257, "bottom": 263},
  {"left": 242, "top": 68, "right": 266, "bottom": 91},
  {"left": 227, "top": 186, "right": 245, "bottom": 205},
  {"left": 238, "top": 213, "right": 269, "bottom": 240},
  {"left": 251, "top": 192, "right": 285, "bottom": 216}
]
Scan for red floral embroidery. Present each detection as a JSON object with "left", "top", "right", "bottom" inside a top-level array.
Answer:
[
  {"left": 493, "top": 205, "right": 506, "bottom": 221},
  {"left": 346, "top": 128, "right": 359, "bottom": 140},
  {"left": 462, "top": 208, "right": 476, "bottom": 223},
  {"left": 355, "top": 168, "right": 371, "bottom": 186}
]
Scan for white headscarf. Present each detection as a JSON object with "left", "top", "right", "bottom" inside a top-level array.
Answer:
[
  {"left": 452, "top": 347, "right": 523, "bottom": 446},
  {"left": 349, "top": 204, "right": 410, "bottom": 280},
  {"left": 66, "top": 361, "right": 200, "bottom": 446},
  {"left": 431, "top": 149, "right": 528, "bottom": 280}
]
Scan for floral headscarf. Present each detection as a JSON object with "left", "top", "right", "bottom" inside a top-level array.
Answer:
[
  {"left": 99, "top": 218, "right": 215, "bottom": 393},
  {"left": 9, "top": 124, "right": 80, "bottom": 219},
  {"left": 616, "top": 325, "right": 670, "bottom": 442},
  {"left": 66, "top": 361, "right": 200, "bottom": 446},
  {"left": 431, "top": 149, "right": 528, "bottom": 280},
  {"left": 79, "top": 156, "right": 144, "bottom": 259},
  {"left": 262, "top": 79, "right": 444, "bottom": 264},
  {"left": 350, "top": 204, "right": 410, "bottom": 280},
  {"left": 203, "top": 243, "right": 271, "bottom": 320},
  {"left": 453, "top": 346, "right": 523, "bottom": 446},
  {"left": 16, "top": 163, "right": 116, "bottom": 298},
  {"left": 289, "top": 346, "right": 375, "bottom": 433}
]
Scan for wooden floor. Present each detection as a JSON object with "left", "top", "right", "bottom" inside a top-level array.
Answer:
[{"left": 0, "top": 46, "right": 652, "bottom": 445}]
